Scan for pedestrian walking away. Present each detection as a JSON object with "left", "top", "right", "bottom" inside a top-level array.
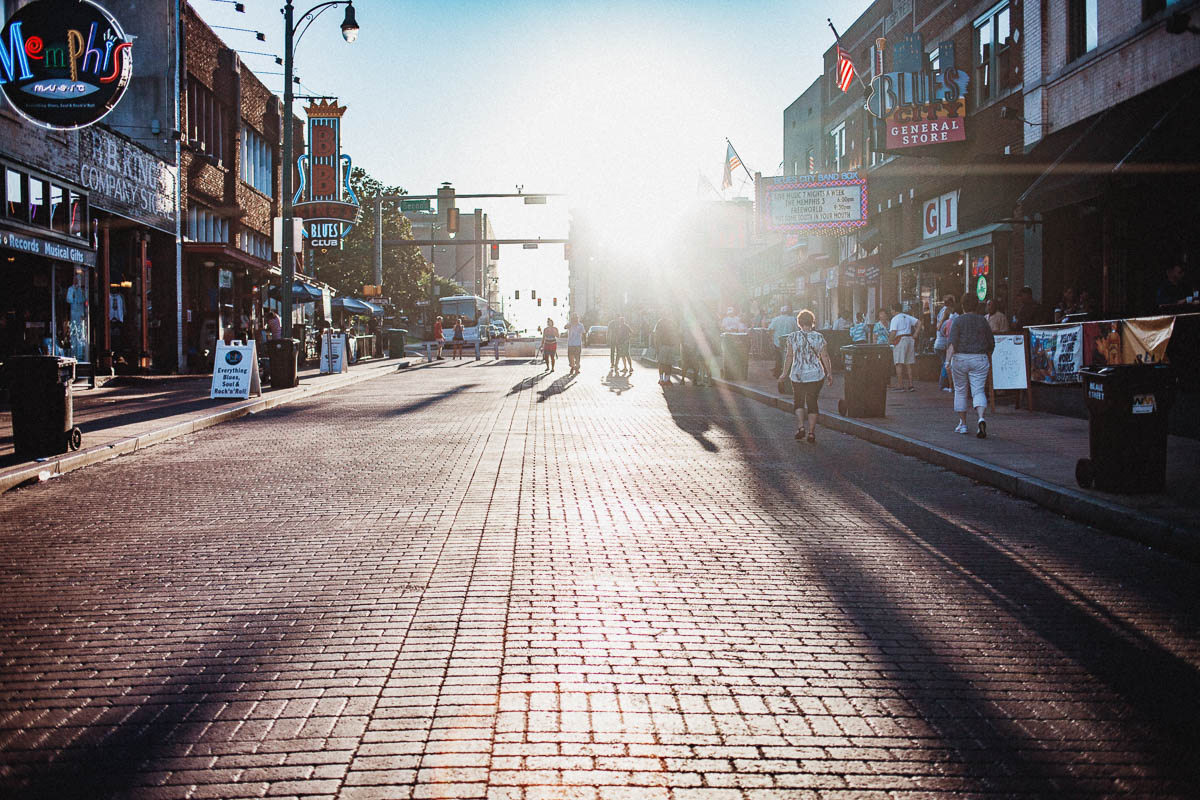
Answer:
[
  {"left": 432, "top": 315, "right": 445, "bottom": 360},
  {"left": 541, "top": 318, "right": 559, "bottom": 371},
  {"left": 653, "top": 313, "right": 681, "bottom": 384},
  {"left": 889, "top": 303, "right": 921, "bottom": 391},
  {"left": 782, "top": 309, "right": 833, "bottom": 443},
  {"left": 948, "top": 292, "right": 996, "bottom": 438},
  {"left": 934, "top": 295, "right": 959, "bottom": 393},
  {"left": 767, "top": 305, "right": 798, "bottom": 377},
  {"left": 607, "top": 314, "right": 621, "bottom": 374},
  {"left": 615, "top": 316, "right": 634, "bottom": 373},
  {"left": 566, "top": 314, "right": 584, "bottom": 374},
  {"left": 451, "top": 316, "right": 465, "bottom": 359}
]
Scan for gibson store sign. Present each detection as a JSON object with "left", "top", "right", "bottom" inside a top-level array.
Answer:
[{"left": 0, "top": 0, "right": 133, "bottom": 130}]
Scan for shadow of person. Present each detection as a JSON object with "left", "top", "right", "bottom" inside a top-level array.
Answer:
[
  {"left": 536, "top": 373, "right": 577, "bottom": 403},
  {"left": 601, "top": 372, "right": 632, "bottom": 396},
  {"left": 506, "top": 372, "right": 551, "bottom": 396}
]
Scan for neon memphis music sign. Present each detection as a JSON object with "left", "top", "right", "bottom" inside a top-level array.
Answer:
[{"left": 0, "top": 0, "right": 133, "bottom": 130}]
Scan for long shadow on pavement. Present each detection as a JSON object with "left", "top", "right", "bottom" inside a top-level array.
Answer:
[
  {"left": 536, "top": 373, "right": 577, "bottom": 403},
  {"left": 661, "top": 382, "right": 1200, "bottom": 793}
]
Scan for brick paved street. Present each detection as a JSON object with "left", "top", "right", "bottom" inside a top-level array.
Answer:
[{"left": 2, "top": 354, "right": 1199, "bottom": 799}]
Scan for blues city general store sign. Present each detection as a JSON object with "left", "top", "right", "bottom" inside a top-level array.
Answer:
[
  {"left": 293, "top": 99, "right": 359, "bottom": 250},
  {"left": 0, "top": 0, "right": 133, "bottom": 130}
]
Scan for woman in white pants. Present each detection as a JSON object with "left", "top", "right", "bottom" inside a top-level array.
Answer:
[{"left": 947, "top": 292, "right": 996, "bottom": 438}]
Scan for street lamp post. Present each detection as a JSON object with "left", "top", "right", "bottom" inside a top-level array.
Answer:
[{"left": 280, "top": 0, "right": 359, "bottom": 335}]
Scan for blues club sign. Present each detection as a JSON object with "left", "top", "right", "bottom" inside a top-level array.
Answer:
[
  {"left": 0, "top": 0, "right": 133, "bottom": 130},
  {"left": 293, "top": 99, "right": 359, "bottom": 250}
]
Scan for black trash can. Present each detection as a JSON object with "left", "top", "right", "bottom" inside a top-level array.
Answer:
[
  {"left": 721, "top": 332, "right": 750, "bottom": 380},
  {"left": 386, "top": 328, "right": 408, "bottom": 358},
  {"left": 266, "top": 338, "right": 300, "bottom": 389},
  {"left": 838, "top": 344, "right": 892, "bottom": 417},
  {"left": 1076, "top": 364, "right": 1175, "bottom": 493},
  {"left": 3, "top": 355, "right": 81, "bottom": 457}
]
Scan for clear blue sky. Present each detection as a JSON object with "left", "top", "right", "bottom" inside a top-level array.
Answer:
[{"left": 193, "top": 0, "right": 865, "bottom": 327}]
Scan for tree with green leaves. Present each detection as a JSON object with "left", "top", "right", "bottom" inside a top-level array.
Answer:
[{"left": 306, "top": 167, "right": 463, "bottom": 314}]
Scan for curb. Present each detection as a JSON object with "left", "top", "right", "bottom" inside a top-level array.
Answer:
[
  {"left": 1, "top": 359, "right": 410, "bottom": 495},
  {"left": 638, "top": 356, "right": 1200, "bottom": 563}
]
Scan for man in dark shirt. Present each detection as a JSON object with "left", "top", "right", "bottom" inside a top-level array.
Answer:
[
  {"left": 1012, "top": 286, "right": 1048, "bottom": 330},
  {"left": 1156, "top": 261, "right": 1195, "bottom": 310}
]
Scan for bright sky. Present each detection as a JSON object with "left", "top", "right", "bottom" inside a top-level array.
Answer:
[{"left": 193, "top": 0, "right": 864, "bottom": 328}]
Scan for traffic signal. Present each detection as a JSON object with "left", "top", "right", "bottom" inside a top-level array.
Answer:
[
  {"left": 490, "top": 243, "right": 499, "bottom": 259},
  {"left": 447, "top": 207, "right": 459, "bottom": 234},
  {"left": 564, "top": 242, "right": 571, "bottom": 260},
  {"left": 531, "top": 290, "right": 536, "bottom": 300},
  {"left": 552, "top": 297, "right": 557, "bottom": 306},
  {"left": 514, "top": 290, "right": 519, "bottom": 300},
  {"left": 537, "top": 298, "right": 542, "bottom": 306}
]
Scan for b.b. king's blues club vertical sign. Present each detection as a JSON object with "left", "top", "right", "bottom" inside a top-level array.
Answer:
[{"left": 292, "top": 99, "right": 359, "bottom": 250}]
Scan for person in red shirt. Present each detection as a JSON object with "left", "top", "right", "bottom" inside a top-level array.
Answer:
[{"left": 432, "top": 315, "right": 445, "bottom": 360}]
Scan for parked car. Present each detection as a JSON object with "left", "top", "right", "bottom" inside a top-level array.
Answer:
[{"left": 584, "top": 325, "right": 608, "bottom": 346}]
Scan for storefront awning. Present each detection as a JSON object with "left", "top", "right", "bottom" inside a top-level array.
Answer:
[
  {"left": 333, "top": 297, "right": 375, "bottom": 314},
  {"left": 268, "top": 281, "right": 324, "bottom": 303},
  {"left": 891, "top": 223, "right": 1012, "bottom": 269}
]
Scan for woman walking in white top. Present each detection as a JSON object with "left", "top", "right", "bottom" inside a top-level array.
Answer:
[{"left": 781, "top": 309, "right": 833, "bottom": 443}]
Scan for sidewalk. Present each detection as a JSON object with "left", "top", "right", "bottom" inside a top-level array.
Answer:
[
  {"left": 0, "top": 355, "right": 414, "bottom": 493},
  {"left": 651, "top": 352, "right": 1200, "bottom": 561}
]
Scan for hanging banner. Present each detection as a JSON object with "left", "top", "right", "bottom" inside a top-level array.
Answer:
[
  {"left": 1121, "top": 315, "right": 1174, "bottom": 365},
  {"left": 0, "top": 0, "right": 134, "bottom": 130},
  {"left": 1082, "top": 321, "right": 1123, "bottom": 367},
  {"left": 293, "top": 99, "right": 359, "bottom": 250},
  {"left": 210, "top": 340, "right": 262, "bottom": 399},
  {"left": 991, "top": 334, "right": 1028, "bottom": 390},
  {"left": 320, "top": 331, "right": 348, "bottom": 374},
  {"left": 1029, "top": 324, "right": 1083, "bottom": 384}
]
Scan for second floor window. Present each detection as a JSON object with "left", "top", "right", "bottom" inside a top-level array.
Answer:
[
  {"left": 974, "top": 1, "right": 1013, "bottom": 106},
  {"left": 186, "top": 206, "right": 229, "bottom": 244},
  {"left": 1068, "top": 0, "right": 1099, "bottom": 61},
  {"left": 186, "top": 78, "right": 228, "bottom": 165},
  {"left": 241, "top": 126, "right": 274, "bottom": 196},
  {"left": 238, "top": 229, "right": 272, "bottom": 262},
  {"left": 829, "top": 123, "right": 846, "bottom": 172}
]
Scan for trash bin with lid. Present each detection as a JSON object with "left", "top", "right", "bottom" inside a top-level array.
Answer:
[
  {"left": 3, "top": 355, "right": 81, "bottom": 457},
  {"left": 837, "top": 344, "right": 892, "bottom": 417},
  {"left": 1075, "top": 363, "right": 1176, "bottom": 493},
  {"left": 720, "top": 332, "right": 750, "bottom": 380},
  {"left": 265, "top": 338, "right": 300, "bottom": 389},
  {"left": 386, "top": 328, "right": 408, "bottom": 358}
]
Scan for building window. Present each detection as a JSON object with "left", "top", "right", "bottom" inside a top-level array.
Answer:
[
  {"left": 974, "top": 1, "right": 1013, "bottom": 106},
  {"left": 50, "top": 185, "right": 68, "bottom": 234},
  {"left": 5, "top": 168, "right": 27, "bottom": 223},
  {"left": 186, "top": 77, "right": 228, "bottom": 164},
  {"left": 1143, "top": 0, "right": 1182, "bottom": 20},
  {"left": 29, "top": 178, "right": 48, "bottom": 227},
  {"left": 69, "top": 192, "right": 87, "bottom": 238},
  {"left": 929, "top": 47, "right": 940, "bottom": 71},
  {"left": 241, "top": 125, "right": 274, "bottom": 197},
  {"left": 186, "top": 206, "right": 229, "bottom": 244},
  {"left": 238, "top": 228, "right": 272, "bottom": 262},
  {"left": 1068, "top": 0, "right": 1099, "bottom": 60},
  {"left": 829, "top": 123, "right": 846, "bottom": 171}
]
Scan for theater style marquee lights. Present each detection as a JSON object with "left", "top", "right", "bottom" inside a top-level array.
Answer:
[{"left": 0, "top": 0, "right": 133, "bottom": 130}]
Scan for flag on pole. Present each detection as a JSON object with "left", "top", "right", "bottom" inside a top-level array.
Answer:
[
  {"left": 722, "top": 142, "right": 741, "bottom": 190},
  {"left": 836, "top": 46, "right": 857, "bottom": 93}
]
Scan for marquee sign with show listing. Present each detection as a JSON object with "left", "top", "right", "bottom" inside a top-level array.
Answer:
[
  {"left": 293, "top": 99, "right": 359, "bottom": 250},
  {"left": 762, "top": 172, "right": 868, "bottom": 233},
  {"left": 866, "top": 34, "right": 969, "bottom": 151},
  {"left": 0, "top": 0, "right": 133, "bottom": 130}
]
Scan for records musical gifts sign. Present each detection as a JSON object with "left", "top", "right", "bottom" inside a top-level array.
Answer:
[{"left": 0, "top": 0, "right": 133, "bottom": 130}]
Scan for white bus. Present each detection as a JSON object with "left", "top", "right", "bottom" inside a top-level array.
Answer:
[{"left": 439, "top": 295, "right": 491, "bottom": 345}]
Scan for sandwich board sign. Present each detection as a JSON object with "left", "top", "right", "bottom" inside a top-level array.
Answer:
[
  {"left": 992, "top": 334, "right": 1028, "bottom": 390},
  {"left": 211, "top": 340, "right": 262, "bottom": 399},
  {"left": 320, "top": 331, "right": 348, "bottom": 374}
]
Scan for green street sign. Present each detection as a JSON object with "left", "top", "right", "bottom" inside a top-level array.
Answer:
[
  {"left": 976, "top": 275, "right": 988, "bottom": 302},
  {"left": 400, "top": 199, "right": 430, "bottom": 212}
]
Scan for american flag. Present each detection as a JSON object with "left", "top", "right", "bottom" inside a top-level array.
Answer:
[
  {"left": 836, "top": 46, "right": 856, "bottom": 92},
  {"left": 722, "top": 142, "right": 741, "bottom": 190}
]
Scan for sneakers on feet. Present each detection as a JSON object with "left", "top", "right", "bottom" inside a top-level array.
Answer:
[
  {"left": 941, "top": 387, "right": 953, "bottom": 393},
  {"left": 954, "top": 422, "right": 969, "bottom": 434},
  {"left": 977, "top": 419, "right": 987, "bottom": 439}
]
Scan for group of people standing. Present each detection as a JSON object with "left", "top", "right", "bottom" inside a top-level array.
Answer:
[{"left": 431, "top": 315, "right": 466, "bottom": 360}]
